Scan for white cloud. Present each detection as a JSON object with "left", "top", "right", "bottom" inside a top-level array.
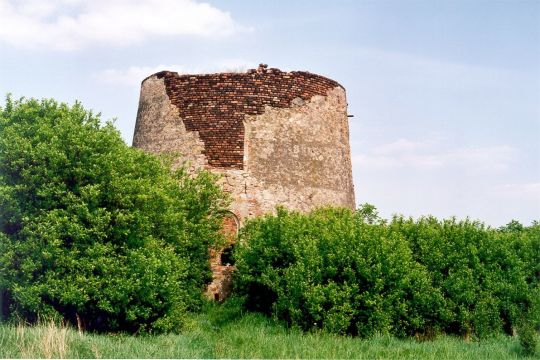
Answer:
[
  {"left": 96, "top": 59, "right": 256, "bottom": 86},
  {"left": 351, "top": 138, "right": 535, "bottom": 226},
  {"left": 445, "top": 145, "right": 518, "bottom": 172},
  {"left": 372, "top": 138, "right": 434, "bottom": 155},
  {"left": 97, "top": 65, "right": 187, "bottom": 86},
  {"left": 353, "top": 138, "right": 518, "bottom": 173},
  {"left": 494, "top": 183, "right": 540, "bottom": 201},
  {"left": 0, "top": 0, "right": 246, "bottom": 50}
]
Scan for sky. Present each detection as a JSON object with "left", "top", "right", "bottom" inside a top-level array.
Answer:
[{"left": 0, "top": 0, "right": 538, "bottom": 226}]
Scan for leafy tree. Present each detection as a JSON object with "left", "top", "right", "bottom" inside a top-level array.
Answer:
[
  {"left": 233, "top": 207, "right": 440, "bottom": 337},
  {"left": 389, "top": 216, "right": 537, "bottom": 338},
  {"left": 0, "top": 96, "right": 228, "bottom": 333},
  {"left": 356, "top": 203, "right": 383, "bottom": 225},
  {"left": 499, "top": 220, "right": 524, "bottom": 233},
  {"left": 234, "top": 206, "right": 539, "bottom": 343}
]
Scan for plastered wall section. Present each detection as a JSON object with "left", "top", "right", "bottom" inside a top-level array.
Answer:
[
  {"left": 133, "top": 75, "right": 355, "bottom": 221},
  {"left": 132, "top": 76, "right": 208, "bottom": 172},
  {"left": 222, "top": 86, "right": 355, "bottom": 219}
]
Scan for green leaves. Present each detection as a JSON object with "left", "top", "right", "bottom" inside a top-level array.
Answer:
[
  {"left": 234, "top": 207, "right": 435, "bottom": 337},
  {"left": 0, "top": 95, "right": 228, "bottom": 333},
  {"left": 233, "top": 206, "right": 539, "bottom": 341}
]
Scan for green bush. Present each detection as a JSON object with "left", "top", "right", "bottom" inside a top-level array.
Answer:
[
  {"left": 517, "top": 320, "right": 538, "bottom": 356},
  {"left": 389, "top": 216, "right": 538, "bottom": 337},
  {"left": 233, "top": 207, "right": 441, "bottom": 337},
  {"left": 234, "top": 206, "right": 539, "bottom": 340},
  {"left": 0, "top": 96, "right": 228, "bottom": 333},
  {"left": 508, "top": 221, "right": 540, "bottom": 330}
]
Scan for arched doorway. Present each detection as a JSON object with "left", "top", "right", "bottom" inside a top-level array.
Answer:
[{"left": 219, "top": 210, "right": 239, "bottom": 266}]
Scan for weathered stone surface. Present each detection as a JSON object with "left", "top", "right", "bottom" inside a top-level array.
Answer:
[
  {"left": 144, "top": 65, "right": 343, "bottom": 169},
  {"left": 132, "top": 65, "right": 355, "bottom": 300},
  {"left": 133, "top": 76, "right": 208, "bottom": 172},
  {"left": 213, "top": 87, "right": 355, "bottom": 219}
]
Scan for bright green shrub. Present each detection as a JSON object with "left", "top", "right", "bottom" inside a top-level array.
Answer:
[
  {"left": 0, "top": 96, "right": 228, "bottom": 332},
  {"left": 233, "top": 207, "right": 441, "bottom": 337},
  {"left": 388, "top": 216, "right": 539, "bottom": 338},
  {"left": 504, "top": 221, "right": 540, "bottom": 331},
  {"left": 234, "top": 206, "right": 539, "bottom": 341}
]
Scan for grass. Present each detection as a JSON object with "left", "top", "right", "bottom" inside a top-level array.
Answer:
[{"left": 0, "top": 301, "right": 537, "bottom": 359}]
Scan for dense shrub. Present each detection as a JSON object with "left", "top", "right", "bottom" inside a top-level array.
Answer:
[
  {"left": 389, "top": 216, "right": 539, "bottom": 338},
  {"left": 233, "top": 206, "right": 539, "bottom": 341},
  {"left": 234, "top": 207, "right": 442, "bottom": 337},
  {"left": 0, "top": 96, "right": 228, "bottom": 333},
  {"left": 505, "top": 221, "right": 540, "bottom": 318},
  {"left": 518, "top": 320, "right": 538, "bottom": 356}
]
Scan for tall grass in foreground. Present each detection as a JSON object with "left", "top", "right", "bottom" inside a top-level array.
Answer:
[{"left": 1, "top": 302, "right": 537, "bottom": 359}]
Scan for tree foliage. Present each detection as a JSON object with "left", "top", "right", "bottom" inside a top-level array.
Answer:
[
  {"left": 234, "top": 207, "right": 440, "bottom": 337},
  {"left": 0, "top": 96, "right": 228, "bottom": 333},
  {"left": 233, "top": 206, "right": 539, "bottom": 342},
  {"left": 389, "top": 216, "right": 539, "bottom": 338}
]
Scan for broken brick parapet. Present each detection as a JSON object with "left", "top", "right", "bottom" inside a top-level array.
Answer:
[{"left": 150, "top": 66, "right": 342, "bottom": 169}]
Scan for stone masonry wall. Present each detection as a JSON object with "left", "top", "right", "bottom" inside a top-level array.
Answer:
[
  {"left": 133, "top": 65, "right": 355, "bottom": 300},
  {"left": 149, "top": 66, "right": 342, "bottom": 169},
  {"left": 133, "top": 76, "right": 208, "bottom": 172},
  {"left": 219, "top": 86, "right": 355, "bottom": 219},
  {"left": 133, "top": 65, "right": 355, "bottom": 218}
]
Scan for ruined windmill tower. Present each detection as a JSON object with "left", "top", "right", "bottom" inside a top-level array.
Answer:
[{"left": 132, "top": 64, "right": 355, "bottom": 299}]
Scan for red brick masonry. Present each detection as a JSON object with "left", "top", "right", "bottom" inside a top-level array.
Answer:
[{"left": 151, "top": 65, "right": 342, "bottom": 169}]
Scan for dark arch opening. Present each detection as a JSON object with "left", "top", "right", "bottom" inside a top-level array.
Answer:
[
  {"left": 220, "top": 244, "right": 236, "bottom": 266},
  {"left": 218, "top": 210, "right": 239, "bottom": 267}
]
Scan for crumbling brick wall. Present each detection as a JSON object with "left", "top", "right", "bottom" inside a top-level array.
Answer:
[
  {"left": 133, "top": 64, "right": 355, "bottom": 299},
  {"left": 145, "top": 65, "right": 343, "bottom": 169}
]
